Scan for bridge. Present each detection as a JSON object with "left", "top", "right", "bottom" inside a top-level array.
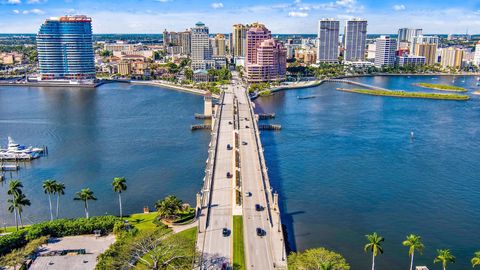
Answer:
[
  {"left": 326, "top": 78, "right": 390, "bottom": 91},
  {"left": 195, "top": 78, "right": 287, "bottom": 269}
]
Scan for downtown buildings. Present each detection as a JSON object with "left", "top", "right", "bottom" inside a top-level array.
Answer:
[
  {"left": 374, "top": 36, "right": 397, "bottom": 67},
  {"left": 36, "top": 15, "right": 95, "bottom": 81},
  {"left": 245, "top": 23, "right": 286, "bottom": 83},
  {"left": 344, "top": 19, "right": 368, "bottom": 62},
  {"left": 190, "top": 22, "right": 226, "bottom": 71}
]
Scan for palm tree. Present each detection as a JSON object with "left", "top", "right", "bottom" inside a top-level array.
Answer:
[
  {"left": 155, "top": 195, "right": 183, "bottom": 221},
  {"left": 434, "top": 249, "right": 455, "bottom": 270},
  {"left": 53, "top": 182, "right": 65, "bottom": 219},
  {"left": 7, "top": 180, "right": 23, "bottom": 197},
  {"left": 112, "top": 177, "right": 127, "bottom": 218},
  {"left": 7, "top": 193, "right": 30, "bottom": 231},
  {"left": 74, "top": 188, "right": 97, "bottom": 219},
  {"left": 42, "top": 179, "right": 57, "bottom": 221},
  {"left": 402, "top": 234, "right": 424, "bottom": 270},
  {"left": 364, "top": 232, "right": 384, "bottom": 270},
  {"left": 471, "top": 251, "right": 480, "bottom": 268}
]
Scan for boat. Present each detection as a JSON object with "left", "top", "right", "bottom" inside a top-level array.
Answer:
[
  {"left": 1, "top": 137, "right": 45, "bottom": 158},
  {"left": 297, "top": 96, "right": 316, "bottom": 100}
]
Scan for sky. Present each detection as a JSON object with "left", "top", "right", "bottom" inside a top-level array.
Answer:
[{"left": 0, "top": 0, "right": 479, "bottom": 34}]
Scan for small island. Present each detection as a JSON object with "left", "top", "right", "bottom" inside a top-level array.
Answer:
[
  {"left": 336, "top": 88, "right": 470, "bottom": 101},
  {"left": 413, "top": 83, "right": 467, "bottom": 92}
]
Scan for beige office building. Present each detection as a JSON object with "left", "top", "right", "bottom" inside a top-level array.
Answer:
[
  {"left": 414, "top": 43, "right": 437, "bottom": 65},
  {"left": 213, "top": 34, "right": 226, "bottom": 56},
  {"left": 440, "top": 47, "right": 463, "bottom": 68},
  {"left": 118, "top": 61, "right": 131, "bottom": 76}
]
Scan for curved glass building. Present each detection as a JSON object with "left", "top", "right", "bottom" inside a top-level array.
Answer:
[{"left": 37, "top": 15, "right": 95, "bottom": 80}]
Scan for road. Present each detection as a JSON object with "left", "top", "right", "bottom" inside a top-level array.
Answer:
[
  {"left": 197, "top": 88, "right": 235, "bottom": 268},
  {"left": 235, "top": 85, "right": 276, "bottom": 269}
]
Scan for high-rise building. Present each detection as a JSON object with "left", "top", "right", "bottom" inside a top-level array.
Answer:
[
  {"left": 344, "top": 18, "right": 367, "bottom": 62},
  {"left": 440, "top": 47, "right": 463, "bottom": 68},
  {"left": 474, "top": 42, "right": 480, "bottom": 67},
  {"left": 397, "top": 28, "right": 422, "bottom": 47},
  {"left": 410, "top": 35, "right": 439, "bottom": 55},
  {"left": 317, "top": 19, "right": 340, "bottom": 63},
  {"left": 232, "top": 24, "right": 247, "bottom": 58},
  {"left": 245, "top": 23, "right": 286, "bottom": 83},
  {"left": 36, "top": 15, "right": 95, "bottom": 80},
  {"left": 213, "top": 34, "right": 226, "bottom": 56},
  {"left": 191, "top": 22, "right": 213, "bottom": 70},
  {"left": 163, "top": 30, "right": 191, "bottom": 55},
  {"left": 414, "top": 43, "right": 437, "bottom": 65},
  {"left": 374, "top": 36, "right": 397, "bottom": 67}
]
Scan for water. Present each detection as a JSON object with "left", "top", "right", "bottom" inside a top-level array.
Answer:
[
  {"left": 255, "top": 75, "right": 480, "bottom": 270},
  {"left": 1, "top": 77, "right": 479, "bottom": 269},
  {"left": 0, "top": 83, "right": 210, "bottom": 224}
]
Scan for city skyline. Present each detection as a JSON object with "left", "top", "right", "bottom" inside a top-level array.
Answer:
[{"left": 0, "top": 0, "right": 479, "bottom": 34}]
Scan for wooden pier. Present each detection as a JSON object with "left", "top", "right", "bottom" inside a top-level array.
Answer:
[
  {"left": 1, "top": 165, "right": 19, "bottom": 171},
  {"left": 194, "top": 113, "right": 212, "bottom": 119},
  {"left": 191, "top": 124, "right": 212, "bottom": 131},
  {"left": 258, "top": 113, "right": 276, "bottom": 119},
  {"left": 258, "top": 124, "right": 282, "bottom": 131}
]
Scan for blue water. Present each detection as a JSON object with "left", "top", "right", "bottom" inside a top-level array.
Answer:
[
  {"left": 255, "top": 75, "right": 480, "bottom": 270},
  {"left": 1, "top": 77, "right": 479, "bottom": 269},
  {"left": 0, "top": 83, "right": 210, "bottom": 224}
]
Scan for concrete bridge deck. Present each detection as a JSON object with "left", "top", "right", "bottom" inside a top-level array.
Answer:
[
  {"left": 196, "top": 77, "right": 287, "bottom": 269},
  {"left": 327, "top": 78, "right": 390, "bottom": 91}
]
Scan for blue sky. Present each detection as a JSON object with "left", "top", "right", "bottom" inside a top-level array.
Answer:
[{"left": 0, "top": 0, "right": 479, "bottom": 34}]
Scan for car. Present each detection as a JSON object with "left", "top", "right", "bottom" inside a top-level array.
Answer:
[
  {"left": 245, "top": 117, "right": 249, "bottom": 121},
  {"left": 222, "top": 228, "right": 230, "bottom": 237},
  {"left": 227, "top": 144, "right": 232, "bottom": 150},
  {"left": 245, "top": 125, "right": 250, "bottom": 129},
  {"left": 242, "top": 141, "right": 248, "bottom": 145},
  {"left": 255, "top": 204, "right": 263, "bottom": 211},
  {"left": 245, "top": 191, "right": 252, "bottom": 197},
  {"left": 228, "top": 121, "right": 232, "bottom": 125},
  {"left": 256, "top": 228, "right": 265, "bottom": 237},
  {"left": 226, "top": 172, "right": 232, "bottom": 178}
]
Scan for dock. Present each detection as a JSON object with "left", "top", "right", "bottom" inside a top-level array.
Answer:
[
  {"left": 259, "top": 124, "right": 282, "bottom": 131},
  {"left": 258, "top": 113, "right": 276, "bottom": 119},
  {"left": 1, "top": 165, "right": 19, "bottom": 171},
  {"left": 191, "top": 124, "right": 212, "bottom": 131}
]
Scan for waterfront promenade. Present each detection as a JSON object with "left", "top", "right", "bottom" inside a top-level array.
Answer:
[{"left": 196, "top": 78, "right": 287, "bottom": 269}]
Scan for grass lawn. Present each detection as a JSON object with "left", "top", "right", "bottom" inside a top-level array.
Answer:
[
  {"left": 125, "top": 212, "right": 158, "bottom": 232},
  {"left": 1, "top": 225, "right": 30, "bottom": 233},
  {"left": 337, "top": 88, "right": 470, "bottom": 100},
  {"left": 176, "top": 227, "right": 197, "bottom": 241},
  {"left": 233, "top": 216, "right": 245, "bottom": 270}
]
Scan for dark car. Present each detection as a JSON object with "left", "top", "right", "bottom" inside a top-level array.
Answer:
[
  {"left": 245, "top": 191, "right": 252, "bottom": 197},
  {"left": 228, "top": 121, "right": 232, "bottom": 125},
  {"left": 222, "top": 228, "right": 230, "bottom": 237},
  {"left": 245, "top": 125, "right": 250, "bottom": 129},
  {"left": 227, "top": 144, "right": 232, "bottom": 150},
  {"left": 256, "top": 228, "right": 265, "bottom": 237},
  {"left": 255, "top": 204, "right": 263, "bottom": 211},
  {"left": 242, "top": 141, "right": 248, "bottom": 145},
  {"left": 227, "top": 172, "right": 232, "bottom": 178}
]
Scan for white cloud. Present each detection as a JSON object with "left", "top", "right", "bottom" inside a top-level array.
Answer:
[
  {"left": 27, "top": 0, "right": 47, "bottom": 3},
  {"left": 155, "top": 0, "right": 171, "bottom": 2},
  {"left": 22, "top": 8, "right": 45, "bottom": 14},
  {"left": 12, "top": 9, "right": 19, "bottom": 14},
  {"left": 211, "top": 2, "right": 223, "bottom": 9},
  {"left": 393, "top": 4, "right": 406, "bottom": 11},
  {"left": 6, "top": 0, "right": 21, "bottom": 4},
  {"left": 288, "top": 11, "right": 308, "bottom": 17}
]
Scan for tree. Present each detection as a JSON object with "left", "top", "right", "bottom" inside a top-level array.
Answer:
[
  {"left": 42, "top": 179, "right": 57, "bottom": 221},
  {"left": 7, "top": 180, "right": 23, "bottom": 198},
  {"left": 472, "top": 251, "right": 480, "bottom": 268},
  {"left": 288, "top": 247, "right": 350, "bottom": 270},
  {"left": 129, "top": 227, "right": 197, "bottom": 270},
  {"left": 112, "top": 177, "right": 127, "bottom": 218},
  {"left": 0, "top": 236, "right": 47, "bottom": 270},
  {"left": 155, "top": 195, "right": 183, "bottom": 221},
  {"left": 402, "top": 234, "right": 424, "bottom": 270},
  {"left": 74, "top": 188, "right": 97, "bottom": 219},
  {"left": 364, "top": 232, "right": 384, "bottom": 270},
  {"left": 53, "top": 182, "right": 65, "bottom": 219},
  {"left": 7, "top": 193, "right": 31, "bottom": 231},
  {"left": 434, "top": 249, "right": 455, "bottom": 270},
  {"left": 185, "top": 68, "right": 193, "bottom": 81}
]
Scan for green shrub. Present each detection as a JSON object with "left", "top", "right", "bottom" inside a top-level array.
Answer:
[
  {"left": 25, "top": 216, "right": 119, "bottom": 241},
  {"left": 0, "top": 231, "right": 27, "bottom": 256}
]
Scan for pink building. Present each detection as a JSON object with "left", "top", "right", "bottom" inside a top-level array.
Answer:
[{"left": 245, "top": 23, "right": 286, "bottom": 83}]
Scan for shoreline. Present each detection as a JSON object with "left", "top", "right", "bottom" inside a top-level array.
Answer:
[
  {"left": 129, "top": 80, "right": 219, "bottom": 98},
  {"left": 336, "top": 88, "right": 470, "bottom": 101}
]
